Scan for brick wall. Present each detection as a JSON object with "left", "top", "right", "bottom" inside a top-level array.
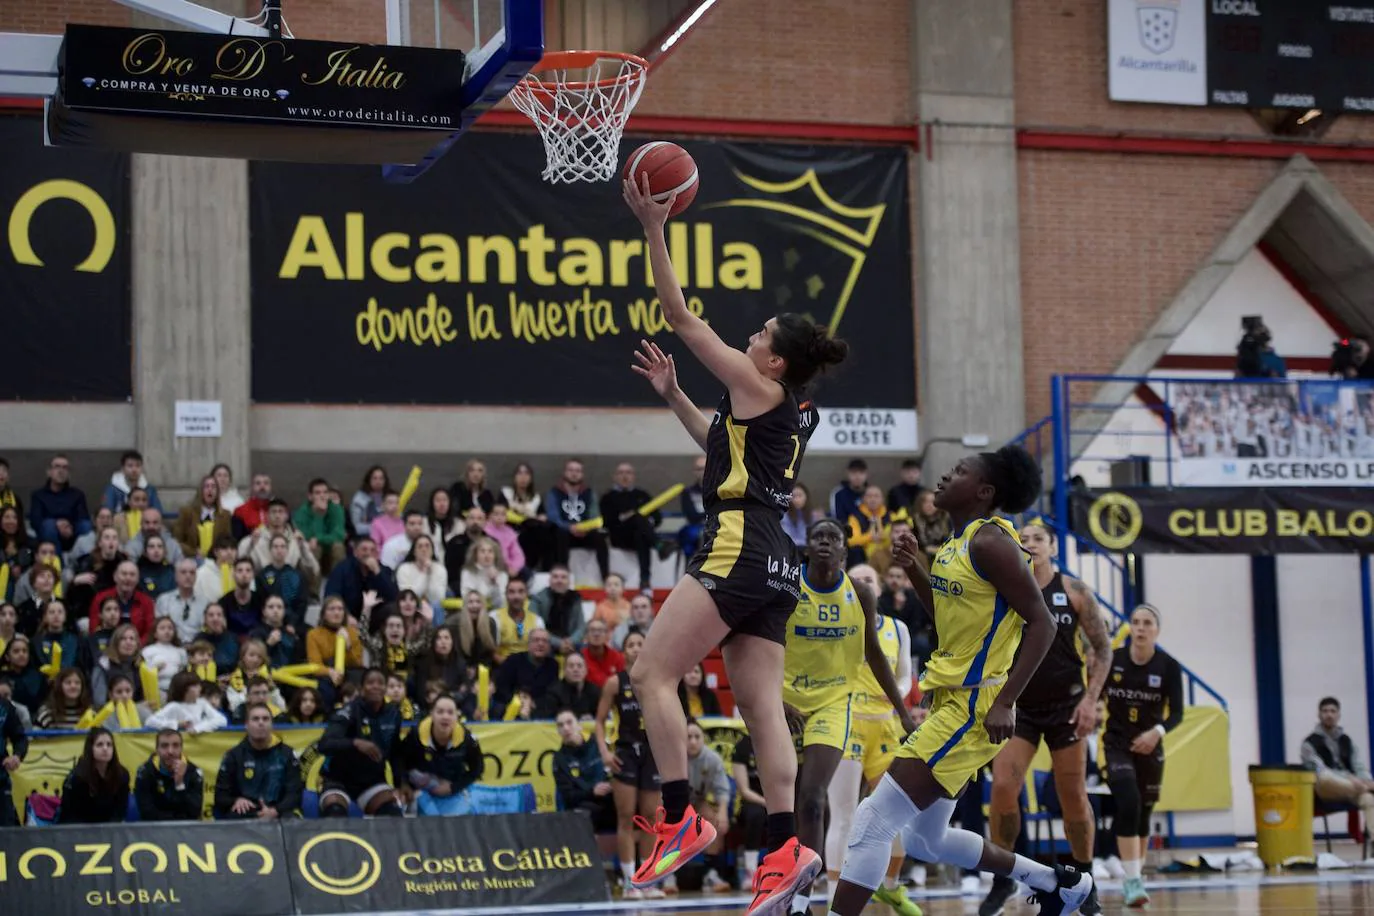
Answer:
[
  {"left": 1018, "top": 151, "right": 1282, "bottom": 420},
  {"left": 636, "top": 0, "right": 911, "bottom": 124}
]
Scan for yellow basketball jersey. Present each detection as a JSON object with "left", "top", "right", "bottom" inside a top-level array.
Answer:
[
  {"left": 782, "top": 568, "right": 866, "bottom": 714},
  {"left": 920, "top": 516, "right": 1027, "bottom": 691},
  {"left": 851, "top": 614, "right": 901, "bottom": 717}
]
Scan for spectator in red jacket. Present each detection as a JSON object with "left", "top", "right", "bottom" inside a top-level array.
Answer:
[
  {"left": 89, "top": 560, "right": 155, "bottom": 641},
  {"left": 231, "top": 474, "right": 275, "bottom": 540},
  {"left": 578, "top": 618, "right": 624, "bottom": 690}
]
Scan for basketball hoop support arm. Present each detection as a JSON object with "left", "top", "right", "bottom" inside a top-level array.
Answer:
[{"left": 0, "top": 0, "right": 269, "bottom": 99}]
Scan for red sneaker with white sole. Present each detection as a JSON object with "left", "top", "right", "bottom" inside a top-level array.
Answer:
[
  {"left": 745, "top": 838, "right": 822, "bottom": 916},
  {"left": 630, "top": 805, "right": 718, "bottom": 888}
]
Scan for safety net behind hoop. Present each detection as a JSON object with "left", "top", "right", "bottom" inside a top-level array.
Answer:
[{"left": 509, "top": 52, "right": 648, "bottom": 184}]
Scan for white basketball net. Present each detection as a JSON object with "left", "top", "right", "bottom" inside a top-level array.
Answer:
[{"left": 509, "top": 54, "right": 648, "bottom": 184}]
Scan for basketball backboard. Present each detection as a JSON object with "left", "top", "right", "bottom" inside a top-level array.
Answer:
[{"left": 0, "top": 0, "right": 543, "bottom": 180}]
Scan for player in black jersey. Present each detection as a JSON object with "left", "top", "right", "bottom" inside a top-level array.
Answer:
[
  {"left": 1103, "top": 604, "right": 1183, "bottom": 909},
  {"left": 624, "top": 176, "right": 848, "bottom": 916},
  {"left": 981, "top": 522, "right": 1112, "bottom": 916},
  {"left": 594, "top": 631, "right": 664, "bottom": 899},
  {"left": 316, "top": 668, "right": 404, "bottom": 817}
]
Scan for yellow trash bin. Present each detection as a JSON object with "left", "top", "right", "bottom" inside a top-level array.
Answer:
[{"left": 1249, "top": 765, "right": 1315, "bottom": 866}]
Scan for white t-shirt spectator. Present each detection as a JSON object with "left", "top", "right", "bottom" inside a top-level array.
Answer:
[
  {"left": 380, "top": 533, "right": 413, "bottom": 570},
  {"left": 397, "top": 561, "right": 448, "bottom": 608}
]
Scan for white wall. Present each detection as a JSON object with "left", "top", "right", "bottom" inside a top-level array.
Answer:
[
  {"left": 1166, "top": 248, "right": 1340, "bottom": 358},
  {"left": 1146, "top": 554, "right": 1259, "bottom": 837},
  {"left": 1278, "top": 556, "right": 1370, "bottom": 776}
]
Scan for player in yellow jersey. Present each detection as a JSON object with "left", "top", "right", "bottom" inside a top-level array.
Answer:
[
  {"left": 827, "top": 446, "right": 1095, "bottom": 916},
  {"left": 825, "top": 563, "right": 922, "bottom": 916},
  {"left": 624, "top": 176, "right": 849, "bottom": 916},
  {"left": 782, "top": 521, "right": 915, "bottom": 915}
]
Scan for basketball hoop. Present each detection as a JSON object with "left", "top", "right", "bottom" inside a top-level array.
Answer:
[{"left": 509, "top": 50, "right": 648, "bottom": 184}]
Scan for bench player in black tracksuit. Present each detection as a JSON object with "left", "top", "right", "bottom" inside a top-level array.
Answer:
[
  {"left": 214, "top": 701, "right": 304, "bottom": 820},
  {"left": 134, "top": 729, "right": 205, "bottom": 821},
  {"left": 1103, "top": 604, "right": 1183, "bottom": 909},
  {"left": 392, "top": 694, "right": 483, "bottom": 807},
  {"left": 318, "top": 667, "right": 405, "bottom": 817}
]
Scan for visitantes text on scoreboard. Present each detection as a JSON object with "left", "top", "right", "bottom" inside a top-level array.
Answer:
[{"left": 1108, "top": 0, "right": 1374, "bottom": 111}]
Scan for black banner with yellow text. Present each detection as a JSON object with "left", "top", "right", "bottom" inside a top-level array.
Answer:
[
  {"left": 249, "top": 134, "right": 913, "bottom": 406},
  {"left": 1073, "top": 487, "right": 1374, "bottom": 554},
  {"left": 0, "top": 115, "right": 131, "bottom": 400},
  {"left": 0, "top": 821, "right": 288, "bottom": 916},
  {"left": 283, "top": 812, "right": 606, "bottom": 913}
]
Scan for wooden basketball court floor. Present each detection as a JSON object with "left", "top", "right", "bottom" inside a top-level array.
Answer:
[{"left": 385, "top": 870, "right": 1374, "bottom": 915}]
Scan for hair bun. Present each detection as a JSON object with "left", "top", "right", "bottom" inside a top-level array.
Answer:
[{"left": 807, "top": 327, "right": 850, "bottom": 369}]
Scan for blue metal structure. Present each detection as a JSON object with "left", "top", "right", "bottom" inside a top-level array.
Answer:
[
  {"left": 381, "top": 0, "right": 545, "bottom": 184},
  {"left": 1015, "top": 372, "right": 1374, "bottom": 715}
]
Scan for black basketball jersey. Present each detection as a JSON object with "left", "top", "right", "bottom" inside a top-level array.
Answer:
[
  {"left": 1104, "top": 645, "right": 1182, "bottom": 748},
  {"left": 613, "top": 671, "right": 646, "bottom": 746},
  {"left": 702, "top": 389, "right": 819, "bottom": 515},
  {"left": 1018, "top": 572, "right": 1086, "bottom": 708}
]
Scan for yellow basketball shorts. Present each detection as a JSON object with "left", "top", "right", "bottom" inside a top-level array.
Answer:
[
  {"left": 796, "top": 695, "right": 854, "bottom": 751},
  {"left": 846, "top": 714, "right": 904, "bottom": 784},
  {"left": 896, "top": 683, "right": 1006, "bottom": 796}
]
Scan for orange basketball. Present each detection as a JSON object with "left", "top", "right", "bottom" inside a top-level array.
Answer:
[{"left": 623, "top": 141, "right": 699, "bottom": 217}]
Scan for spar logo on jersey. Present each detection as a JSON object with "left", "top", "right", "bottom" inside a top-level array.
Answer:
[{"left": 929, "top": 574, "right": 963, "bottom": 597}]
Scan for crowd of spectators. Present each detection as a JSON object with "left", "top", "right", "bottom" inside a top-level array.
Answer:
[{"left": 0, "top": 450, "right": 936, "bottom": 831}]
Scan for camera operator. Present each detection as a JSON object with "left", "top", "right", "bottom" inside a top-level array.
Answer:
[
  {"left": 1332, "top": 336, "right": 1374, "bottom": 380},
  {"left": 1236, "top": 317, "right": 1286, "bottom": 379}
]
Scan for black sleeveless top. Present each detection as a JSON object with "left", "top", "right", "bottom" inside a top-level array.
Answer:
[
  {"left": 1104, "top": 646, "right": 1183, "bottom": 749},
  {"left": 613, "top": 671, "right": 646, "bottom": 746},
  {"left": 1017, "top": 572, "right": 1085, "bottom": 708},
  {"left": 702, "top": 389, "right": 820, "bottom": 515}
]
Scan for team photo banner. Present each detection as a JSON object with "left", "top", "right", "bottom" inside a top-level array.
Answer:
[
  {"left": 1074, "top": 487, "right": 1374, "bottom": 554},
  {"left": 1167, "top": 379, "right": 1374, "bottom": 486},
  {"left": 0, "top": 115, "right": 131, "bottom": 400},
  {"left": 249, "top": 134, "right": 915, "bottom": 408}
]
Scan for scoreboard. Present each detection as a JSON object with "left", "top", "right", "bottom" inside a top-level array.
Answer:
[
  {"left": 1209, "top": 2, "right": 1374, "bottom": 111},
  {"left": 1108, "top": 0, "right": 1374, "bottom": 111}
]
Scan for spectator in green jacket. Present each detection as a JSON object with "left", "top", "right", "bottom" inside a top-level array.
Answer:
[{"left": 293, "top": 478, "right": 347, "bottom": 578}]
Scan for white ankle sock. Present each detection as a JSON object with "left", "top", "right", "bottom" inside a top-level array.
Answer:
[
  {"left": 1009, "top": 853, "right": 1059, "bottom": 893},
  {"left": 620, "top": 861, "right": 634, "bottom": 883},
  {"left": 1122, "top": 858, "right": 1143, "bottom": 879},
  {"left": 745, "top": 849, "right": 760, "bottom": 873}
]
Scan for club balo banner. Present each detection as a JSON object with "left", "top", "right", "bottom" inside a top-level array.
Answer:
[
  {"left": 0, "top": 115, "right": 131, "bottom": 400},
  {"left": 249, "top": 134, "right": 914, "bottom": 407},
  {"left": 1073, "top": 487, "right": 1374, "bottom": 554},
  {"left": 0, "top": 815, "right": 605, "bottom": 916}
]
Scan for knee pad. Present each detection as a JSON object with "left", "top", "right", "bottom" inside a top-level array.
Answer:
[{"left": 841, "top": 776, "right": 919, "bottom": 889}]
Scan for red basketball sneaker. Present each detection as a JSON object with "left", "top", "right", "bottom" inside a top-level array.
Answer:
[
  {"left": 630, "top": 805, "right": 718, "bottom": 888},
  {"left": 746, "top": 838, "right": 823, "bottom": 916}
]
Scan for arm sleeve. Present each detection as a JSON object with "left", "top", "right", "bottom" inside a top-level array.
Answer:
[
  {"left": 4, "top": 703, "right": 27, "bottom": 760},
  {"left": 279, "top": 749, "right": 304, "bottom": 814},
  {"left": 1300, "top": 738, "right": 1329, "bottom": 774},
  {"left": 133, "top": 766, "right": 158, "bottom": 820},
  {"left": 709, "top": 753, "right": 730, "bottom": 803},
  {"left": 318, "top": 705, "right": 357, "bottom": 754},
  {"left": 454, "top": 732, "right": 483, "bottom": 793},
  {"left": 1162, "top": 657, "right": 1185, "bottom": 733},
  {"left": 1352, "top": 740, "right": 1372, "bottom": 781},
  {"left": 546, "top": 490, "right": 570, "bottom": 529},
  {"left": 113, "top": 782, "right": 130, "bottom": 822},
  {"left": 553, "top": 752, "right": 579, "bottom": 810},
  {"left": 178, "top": 769, "right": 205, "bottom": 820},
  {"left": 894, "top": 620, "right": 914, "bottom": 699},
  {"left": 349, "top": 493, "right": 372, "bottom": 536},
  {"left": 322, "top": 504, "right": 347, "bottom": 544},
  {"left": 213, "top": 753, "right": 238, "bottom": 815}
]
